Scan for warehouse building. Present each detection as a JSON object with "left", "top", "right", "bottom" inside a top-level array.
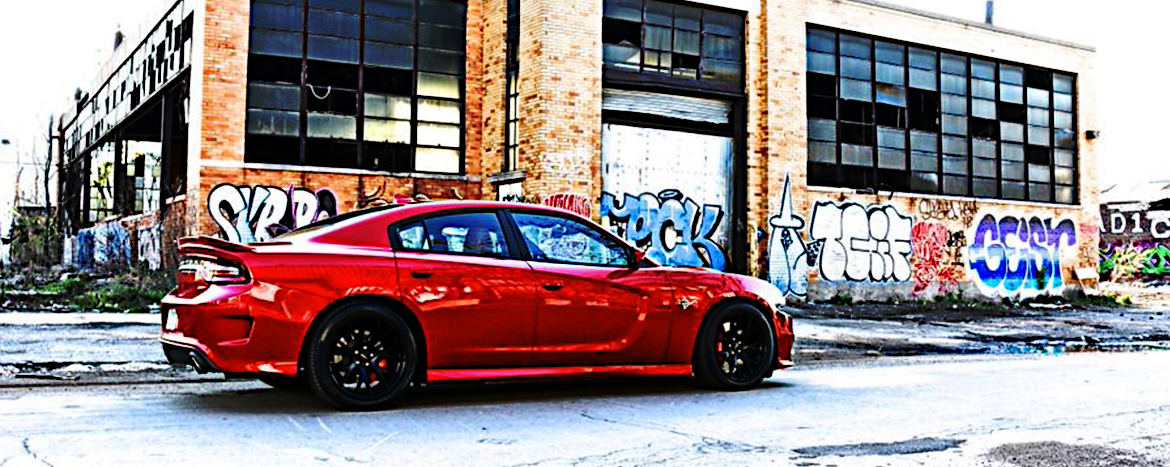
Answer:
[{"left": 57, "top": 0, "right": 1099, "bottom": 300}]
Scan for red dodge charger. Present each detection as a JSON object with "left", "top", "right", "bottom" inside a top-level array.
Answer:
[{"left": 161, "top": 201, "right": 794, "bottom": 409}]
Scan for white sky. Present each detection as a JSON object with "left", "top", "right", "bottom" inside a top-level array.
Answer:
[{"left": 0, "top": 0, "right": 1158, "bottom": 188}]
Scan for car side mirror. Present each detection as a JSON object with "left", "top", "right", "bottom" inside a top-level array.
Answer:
[{"left": 630, "top": 249, "right": 646, "bottom": 269}]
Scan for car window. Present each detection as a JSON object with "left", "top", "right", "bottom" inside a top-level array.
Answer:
[
  {"left": 512, "top": 212, "right": 630, "bottom": 267},
  {"left": 397, "top": 212, "right": 511, "bottom": 257}
]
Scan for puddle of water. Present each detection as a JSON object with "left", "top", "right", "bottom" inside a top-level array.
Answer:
[
  {"left": 793, "top": 437, "right": 965, "bottom": 457},
  {"left": 996, "top": 341, "right": 1170, "bottom": 355}
]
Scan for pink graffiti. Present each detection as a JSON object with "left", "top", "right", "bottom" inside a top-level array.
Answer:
[{"left": 543, "top": 193, "right": 591, "bottom": 218}]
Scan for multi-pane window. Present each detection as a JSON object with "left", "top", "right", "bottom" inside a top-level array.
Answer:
[
  {"left": 806, "top": 27, "right": 1078, "bottom": 204},
  {"left": 246, "top": 0, "right": 467, "bottom": 174},
  {"left": 503, "top": 0, "right": 520, "bottom": 172},
  {"left": 602, "top": 0, "right": 744, "bottom": 88}
]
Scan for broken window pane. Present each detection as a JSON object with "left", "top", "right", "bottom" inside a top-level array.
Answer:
[
  {"left": 809, "top": 73, "right": 836, "bottom": 96},
  {"left": 247, "top": 109, "right": 300, "bottom": 136},
  {"left": 1054, "top": 129, "right": 1076, "bottom": 149},
  {"left": 876, "top": 84, "right": 906, "bottom": 106}
]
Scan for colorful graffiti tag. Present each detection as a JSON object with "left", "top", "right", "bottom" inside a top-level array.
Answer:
[
  {"left": 75, "top": 222, "right": 132, "bottom": 268},
  {"left": 916, "top": 199, "right": 978, "bottom": 224},
  {"left": 911, "top": 222, "right": 966, "bottom": 296},
  {"left": 208, "top": 184, "right": 339, "bottom": 243},
  {"left": 809, "top": 201, "right": 914, "bottom": 283},
  {"left": 601, "top": 189, "right": 726, "bottom": 270},
  {"left": 767, "top": 176, "right": 815, "bottom": 298},
  {"left": 543, "top": 193, "right": 592, "bottom": 218},
  {"left": 967, "top": 214, "right": 1077, "bottom": 296}
]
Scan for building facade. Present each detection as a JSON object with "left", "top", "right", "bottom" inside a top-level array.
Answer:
[{"left": 58, "top": 0, "right": 1100, "bottom": 300}]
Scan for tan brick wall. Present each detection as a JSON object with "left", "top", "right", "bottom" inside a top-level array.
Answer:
[
  {"left": 752, "top": 0, "right": 1100, "bottom": 300},
  {"left": 515, "top": 0, "right": 604, "bottom": 216},
  {"left": 480, "top": 0, "right": 508, "bottom": 200}
]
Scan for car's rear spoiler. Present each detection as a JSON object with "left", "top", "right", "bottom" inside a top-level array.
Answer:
[{"left": 176, "top": 236, "right": 254, "bottom": 263}]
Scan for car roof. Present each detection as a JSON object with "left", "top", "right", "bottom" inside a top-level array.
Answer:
[{"left": 380, "top": 200, "right": 586, "bottom": 222}]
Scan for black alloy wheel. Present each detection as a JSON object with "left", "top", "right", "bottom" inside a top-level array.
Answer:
[
  {"left": 693, "top": 303, "right": 776, "bottom": 390},
  {"left": 306, "top": 302, "right": 418, "bottom": 410}
]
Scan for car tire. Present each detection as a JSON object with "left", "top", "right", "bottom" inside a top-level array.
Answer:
[
  {"left": 257, "top": 375, "right": 305, "bottom": 390},
  {"left": 692, "top": 302, "right": 776, "bottom": 391},
  {"left": 306, "top": 302, "right": 419, "bottom": 410}
]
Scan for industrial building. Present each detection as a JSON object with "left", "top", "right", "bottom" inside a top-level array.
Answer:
[{"left": 57, "top": 0, "right": 1099, "bottom": 300}]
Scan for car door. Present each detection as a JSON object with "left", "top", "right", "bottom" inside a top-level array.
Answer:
[
  {"left": 393, "top": 209, "right": 537, "bottom": 368},
  {"left": 506, "top": 210, "right": 676, "bottom": 366}
]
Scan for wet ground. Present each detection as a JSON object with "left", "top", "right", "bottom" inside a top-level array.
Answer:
[{"left": 0, "top": 352, "right": 1167, "bottom": 466}]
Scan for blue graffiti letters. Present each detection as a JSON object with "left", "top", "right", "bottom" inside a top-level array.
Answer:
[
  {"left": 601, "top": 189, "right": 726, "bottom": 270},
  {"left": 967, "top": 214, "right": 1076, "bottom": 296}
]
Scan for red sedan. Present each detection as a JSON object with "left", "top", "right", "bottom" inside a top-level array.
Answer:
[{"left": 161, "top": 201, "right": 794, "bottom": 409}]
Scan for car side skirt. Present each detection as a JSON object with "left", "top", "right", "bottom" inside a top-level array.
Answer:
[{"left": 425, "top": 364, "right": 693, "bottom": 383}]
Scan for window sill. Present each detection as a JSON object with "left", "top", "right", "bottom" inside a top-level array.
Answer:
[
  {"left": 805, "top": 185, "right": 1081, "bottom": 210},
  {"left": 488, "top": 170, "right": 526, "bottom": 185},
  {"left": 199, "top": 160, "right": 480, "bottom": 182}
]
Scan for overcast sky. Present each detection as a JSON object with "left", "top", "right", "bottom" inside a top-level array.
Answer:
[{"left": 0, "top": 0, "right": 1155, "bottom": 187}]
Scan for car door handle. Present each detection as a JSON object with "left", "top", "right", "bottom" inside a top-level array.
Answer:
[
  {"left": 542, "top": 283, "right": 564, "bottom": 291},
  {"left": 411, "top": 271, "right": 433, "bottom": 279}
]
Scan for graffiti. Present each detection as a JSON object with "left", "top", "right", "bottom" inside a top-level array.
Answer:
[
  {"left": 208, "top": 184, "right": 338, "bottom": 243},
  {"left": 498, "top": 182, "right": 523, "bottom": 203},
  {"left": 767, "top": 175, "right": 813, "bottom": 298},
  {"left": 1142, "top": 245, "right": 1170, "bottom": 275},
  {"left": 967, "top": 214, "right": 1077, "bottom": 296},
  {"left": 543, "top": 193, "right": 592, "bottom": 218},
  {"left": 916, "top": 199, "right": 978, "bottom": 224},
  {"left": 1101, "top": 203, "right": 1170, "bottom": 242},
  {"left": 137, "top": 225, "right": 161, "bottom": 271},
  {"left": 601, "top": 189, "right": 726, "bottom": 270},
  {"left": 357, "top": 180, "right": 391, "bottom": 208},
  {"left": 911, "top": 222, "right": 967, "bottom": 296},
  {"left": 75, "top": 222, "right": 131, "bottom": 268},
  {"left": 809, "top": 201, "right": 913, "bottom": 282}
]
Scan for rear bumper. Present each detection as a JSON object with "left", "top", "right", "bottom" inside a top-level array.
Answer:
[
  {"left": 162, "top": 342, "right": 221, "bottom": 373},
  {"left": 159, "top": 282, "right": 307, "bottom": 377}
]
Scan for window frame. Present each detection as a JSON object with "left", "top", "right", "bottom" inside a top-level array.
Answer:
[
  {"left": 245, "top": 0, "right": 468, "bottom": 174},
  {"left": 388, "top": 209, "right": 521, "bottom": 260},
  {"left": 804, "top": 25, "right": 1079, "bottom": 204},
  {"left": 501, "top": 209, "right": 635, "bottom": 268}
]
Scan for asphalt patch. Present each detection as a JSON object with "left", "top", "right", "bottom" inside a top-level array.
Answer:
[
  {"left": 793, "top": 437, "right": 964, "bottom": 457},
  {"left": 987, "top": 441, "right": 1165, "bottom": 467}
]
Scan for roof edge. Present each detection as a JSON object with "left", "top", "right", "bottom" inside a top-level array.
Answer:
[{"left": 841, "top": 0, "right": 1097, "bottom": 52}]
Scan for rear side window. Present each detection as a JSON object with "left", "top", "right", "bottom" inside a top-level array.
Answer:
[{"left": 397, "top": 212, "right": 511, "bottom": 257}]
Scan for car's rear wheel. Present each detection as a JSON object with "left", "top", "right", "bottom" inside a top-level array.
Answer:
[
  {"left": 693, "top": 303, "right": 775, "bottom": 390},
  {"left": 306, "top": 302, "right": 418, "bottom": 410}
]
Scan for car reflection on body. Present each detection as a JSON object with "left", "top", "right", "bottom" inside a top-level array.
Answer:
[{"left": 160, "top": 201, "right": 794, "bottom": 410}]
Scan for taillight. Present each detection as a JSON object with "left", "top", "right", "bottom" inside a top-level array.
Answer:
[{"left": 178, "top": 257, "right": 250, "bottom": 285}]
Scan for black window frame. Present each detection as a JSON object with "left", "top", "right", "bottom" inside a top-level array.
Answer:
[
  {"left": 805, "top": 25, "right": 1079, "bottom": 204},
  {"left": 246, "top": 0, "right": 468, "bottom": 174}
]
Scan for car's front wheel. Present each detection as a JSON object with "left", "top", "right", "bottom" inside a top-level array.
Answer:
[
  {"left": 693, "top": 303, "right": 776, "bottom": 390},
  {"left": 306, "top": 302, "right": 419, "bottom": 410}
]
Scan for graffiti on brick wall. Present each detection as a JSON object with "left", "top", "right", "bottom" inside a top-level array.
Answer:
[
  {"left": 358, "top": 181, "right": 391, "bottom": 208},
  {"left": 543, "top": 193, "right": 592, "bottom": 218},
  {"left": 76, "top": 222, "right": 131, "bottom": 268},
  {"left": 601, "top": 189, "right": 726, "bottom": 270},
  {"left": 767, "top": 175, "right": 815, "bottom": 298},
  {"left": 1100, "top": 242, "right": 1170, "bottom": 281},
  {"left": 498, "top": 182, "right": 524, "bottom": 203},
  {"left": 916, "top": 199, "right": 978, "bottom": 224},
  {"left": 137, "top": 225, "right": 161, "bottom": 271},
  {"left": 208, "top": 184, "right": 339, "bottom": 243},
  {"left": 809, "top": 201, "right": 913, "bottom": 282},
  {"left": 911, "top": 222, "right": 967, "bottom": 296},
  {"left": 1101, "top": 203, "right": 1170, "bottom": 242},
  {"left": 967, "top": 214, "right": 1077, "bottom": 296},
  {"left": 1098, "top": 202, "right": 1170, "bottom": 282}
]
